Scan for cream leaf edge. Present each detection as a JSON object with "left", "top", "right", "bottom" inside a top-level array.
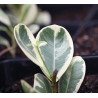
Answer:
[{"left": 72, "top": 56, "right": 86, "bottom": 93}]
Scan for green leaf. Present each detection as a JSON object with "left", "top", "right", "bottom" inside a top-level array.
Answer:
[
  {"left": 21, "top": 80, "right": 37, "bottom": 93},
  {"left": 36, "top": 25, "right": 74, "bottom": 81},
  {"left": 14, "top": 24, "right": 73, "bottom": 81},
  {"left": 0, "top": 9, "right": 11, "bottom": 26},
  {"left": 0, "top": 36, "right": 10, "bottom": 47},
  {"left": 58, "top": 56, "right": 86, "bottom": 93},
  {"left": 33, "top": 73, "right": 52, "bottom": 93},
  {"left": 20, "top": 4, "right": 38, "bottom": 25}
]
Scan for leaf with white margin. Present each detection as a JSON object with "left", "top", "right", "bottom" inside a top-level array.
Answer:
[
  {"left": 33, "top": 73, "right": 52, "bottom": 93},
  {"left": 0, "top": 9, "right": 11, "bottom": 26},
  {"left": 36, "top": 11, "right": 51, "bottom": 25},
  {"left": 14, "top": 24, "right": 52, "bottom": 80},
  {"left": 21, "top": 80, "right": 37, "bottom": 93},
  {"left": 20, "top": 4, "right": 38, "bottom": 25},
  {"left": 58, "top": 56, "right": 86, "bottom": 93},
  {"left": 36, "top": 25, "right": 74, "bottom": 81}
]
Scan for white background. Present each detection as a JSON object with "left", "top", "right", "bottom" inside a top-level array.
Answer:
[{"left": 0, "top": 0, "right": 97, "bottom": 4}]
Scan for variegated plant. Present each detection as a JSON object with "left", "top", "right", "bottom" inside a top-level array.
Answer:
[{"left": 14, "top": 24, "right": 86, "bottom": 93}]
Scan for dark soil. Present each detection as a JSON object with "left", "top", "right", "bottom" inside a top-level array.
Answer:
[
  {"left": 78, "top": 75, "right": 98, "bottom": 93},
  {"left": 74, "top": 26, "right": 98, "bottom": 56},
  {"left": 0, "top": 76, "right": 34, "bottom": 93},
  {"left": 0, "top": 75, "right": 98, "bottom": 93}
]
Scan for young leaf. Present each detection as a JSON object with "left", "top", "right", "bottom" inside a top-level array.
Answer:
[
  {"left": 21, "top": 80, "right": 37, "bottom": 93},
  {"left": 58, "top": 56, "right": 86, "bottom": 93},
  {"left": 0, "top": 9, "right": 11, "bottom": 26},
  {"left": 33, "top": 73, "right": 52, "bottom": 93},
  {"left": 36, "top": 25, "right": 74, "bottom": 81}
]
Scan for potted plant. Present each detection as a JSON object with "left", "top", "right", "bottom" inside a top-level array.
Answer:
[
  {"left": 12, "top": 24, "right": 86, "bottom": 93},
  {"left": 0, "top": 4, "right": 98, "bottom": 93}
]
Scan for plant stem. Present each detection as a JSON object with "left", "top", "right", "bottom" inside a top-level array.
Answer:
[
  {"left": 36, "top": 46, "right": 52, "bottom": 78},
  {"left": 8, "top": 25, "right": 17, "bottom": 58},
  {"left": 0, "top": 46, "right": 15, "bottom": 56},
  {"left": 11, "top": 39, "right": 16, "bottom": 58},
  {"left": 52, "top": 69, "right": 58, "bottom": 93}
]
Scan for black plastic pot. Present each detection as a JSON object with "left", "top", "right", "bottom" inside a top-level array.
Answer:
[
  {"left": 0, "top": 58, "right": 42, "bottom": 88},
  {"left": 0, "top": 56, "right": 98, "bottom": 89}
]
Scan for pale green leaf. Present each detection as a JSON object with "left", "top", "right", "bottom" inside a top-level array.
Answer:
[
  {"left": 26, "top": 41, "right": 47, "bottom": 48},
  {"left": 21, "top": 80, "right": 37, "bottom": 93},
  {"left": 14, "top": 24, "right": 39, "bottom": 65},
  {"left": 0, "top": 9, "right": 11, "bottom": 26},
  {"left": 58, "top": 56, "right": 86, "bottom": 93},
  {"left": 33, "top": 73, "right": 52, "bottom": 93},
  {"left": 36, "top": 25, "right": 74, "bottom": 81}
]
